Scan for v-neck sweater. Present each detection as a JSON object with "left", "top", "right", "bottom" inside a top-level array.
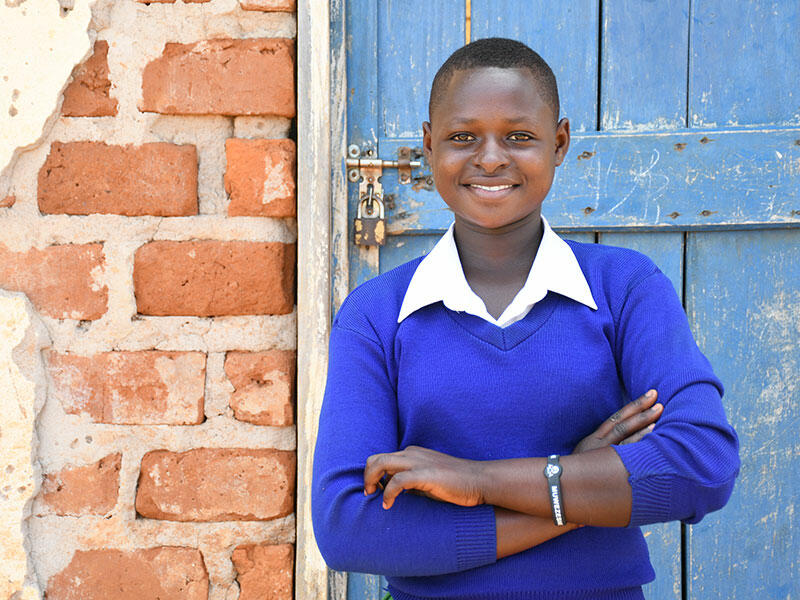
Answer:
[{"left": 312, "top": 241, "right": 739, "bottom": 600}]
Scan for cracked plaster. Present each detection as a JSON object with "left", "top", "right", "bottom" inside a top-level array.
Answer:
[{"left": 0, "top": 291, "right": 51, "bottom": 599}]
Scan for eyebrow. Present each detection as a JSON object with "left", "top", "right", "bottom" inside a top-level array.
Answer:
[{"left": 448, "top": 116, "right": 535, "bottom": 126}]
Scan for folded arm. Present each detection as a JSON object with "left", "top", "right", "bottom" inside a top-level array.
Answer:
[{"left": 364, "top": 270, "right": 740, "bottom": 530}]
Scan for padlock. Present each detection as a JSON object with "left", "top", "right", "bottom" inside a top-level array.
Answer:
[{"left": 354, "top": 183, "right": 386, "bottom": 246}]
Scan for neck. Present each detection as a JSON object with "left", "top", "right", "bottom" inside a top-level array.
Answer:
[{"left": 454, "top": 211, "right": 544, "bottom": 286}]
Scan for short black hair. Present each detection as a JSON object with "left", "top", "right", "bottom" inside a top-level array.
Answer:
[{"left": 428, "top": 38, "right": 560, "bottom": 123}]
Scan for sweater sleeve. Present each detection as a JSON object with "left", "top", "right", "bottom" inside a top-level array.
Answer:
[
  {"left": 611, "top": 268, "right": 740, "bottom": 527},
  {"left": 311, "top": 306, "right": 497, "bottom": 576}
]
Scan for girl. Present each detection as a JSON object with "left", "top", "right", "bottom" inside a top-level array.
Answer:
[{"left": 312, "top": 38, "right": 739, "bottom": 600}]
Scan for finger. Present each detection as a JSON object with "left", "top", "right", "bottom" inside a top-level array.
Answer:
[
  {"left": 595, "top": 389, "right": 658, "bottom": 438},
  {"left": 618, "top": 423, "right": 656, "bottom": 445},
  {"left": 364, "top": 453, "right": 405, "bottom": 495},
  {"left": 381, "top": 471, "right": 418, "bottom": 509},
  {"left": 606, "top": 403, "right": 662, "bottom": 444}
]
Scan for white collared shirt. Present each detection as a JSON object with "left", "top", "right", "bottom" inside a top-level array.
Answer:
[{"left": 397, "top": 217, "right": 598, "bottom": 328}]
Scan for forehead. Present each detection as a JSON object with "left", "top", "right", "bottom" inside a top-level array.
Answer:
[{"left": 433, "top": 67, "right": 552, "bottom": 124}]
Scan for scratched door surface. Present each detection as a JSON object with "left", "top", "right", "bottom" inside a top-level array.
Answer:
[{"left": 338, "top": 2, "right": 799, "bottom": 599}]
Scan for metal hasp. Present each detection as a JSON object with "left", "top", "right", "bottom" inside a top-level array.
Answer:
[{"left": 347, "top": 144, "right": 421, "bottom": 246}]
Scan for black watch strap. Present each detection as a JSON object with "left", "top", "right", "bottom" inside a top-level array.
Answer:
[{"left": 544, "top": 454, "right": 565, "bottom": 526}]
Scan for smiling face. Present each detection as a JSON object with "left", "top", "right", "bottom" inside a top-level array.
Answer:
[{"left": 423, "top": 67, "right": 570, "bottom": 232}]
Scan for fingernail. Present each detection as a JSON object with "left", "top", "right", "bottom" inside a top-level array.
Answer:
[
  {"left": 651, "top": 403, "right": 663, "bottom": 412},
  {"left": 646, "top": 389, "right": 656, "bottom": 399},
  {"left": 382, "top": 501, "right": 389, "bottom": 510},
  {"left": 648, "top": 424, "right": 655, "bottom": 431},
  {"left": 364, "top": 489, "right": 369, "bottom": 496}
]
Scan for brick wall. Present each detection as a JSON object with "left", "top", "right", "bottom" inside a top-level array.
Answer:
[{"left": 0, "top": 2, "right": 298, "bottom": 598}]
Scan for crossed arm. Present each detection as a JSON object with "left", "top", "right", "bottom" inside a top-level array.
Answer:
[{"left": 364, "top": 390, "right": 663, "bottom": 558}]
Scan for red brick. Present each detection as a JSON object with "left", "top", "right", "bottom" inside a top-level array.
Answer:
[
  {"left": 141, "top": 38, "right": 295, "bottom": 117},
  {"left": 225, "top": 351, "right": 294, "bottom": 426},
  {"left": 46, "top": 547, "right": 208, "bottom": 600},
  {"left": 48, "top": 351, "right": 206, "bottom": 425},
  {"left": 134, "top": 241, "right": 295, "bottom": 316},
  {"left": 62, "top": 41, "right": 118, "bottom": 117},
  {"left": 225, "top": 138, "right": 296, "bottom": 217},
  {"left": 38, "top": 141, "right": 197, "bottom": 216},
  {"left": 0, "top": 243, "right": 107, "bottom": 320},
  {"left": 136, "top": 448, "right": 295, "bottom": 521},
  {"left": 232, "top": 544, "right": 293, "bottom": 600},
  {"left": 0, "top": 194, "right": 15, "bottom": 208},
  {"left": 40, "top": 453, "right": 121, "bottom": 516},
  {"left": 240, "top": 0, "right": 295, "bottom": 11}
]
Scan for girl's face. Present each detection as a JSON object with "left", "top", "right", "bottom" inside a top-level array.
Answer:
[{"left": 423, "top": 67, "right": 570, "bottom": 232}]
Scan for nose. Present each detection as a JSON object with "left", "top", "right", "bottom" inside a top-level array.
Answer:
[{"left": 473, "top": 136, "right": 509, "bottom": 173}]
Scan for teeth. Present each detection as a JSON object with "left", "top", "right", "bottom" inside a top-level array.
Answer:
[{"left": 470, "top": 184, "right": 513, "bottom": 191}]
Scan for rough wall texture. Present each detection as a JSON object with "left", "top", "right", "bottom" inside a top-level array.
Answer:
[
  {"left": 0, "top": 0, "right": 94, "bottom": 185},
  {"left": 0, "top": 1, "right": 298, "bottom": 598},
  {"left": 0, "top": 291, "right": 50, "bottom": 600}
]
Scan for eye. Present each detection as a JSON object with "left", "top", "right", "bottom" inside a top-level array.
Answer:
[
  {"left": 508, "top": 132, "right": 534, "bottom": 141},
  {"left": 449, "top": 133, "right": 475, "bottom": 142}
]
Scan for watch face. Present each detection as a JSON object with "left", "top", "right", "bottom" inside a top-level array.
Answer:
[{"left": 544, "top": 463, "right": 561, "bottom": 478}]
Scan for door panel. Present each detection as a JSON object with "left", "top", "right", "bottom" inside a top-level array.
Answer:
[
  {"left": 340, "top": 2, "right": 799, "bottom": 598},
  {"left": 689, "top": 1, "right": 800, "bottom": 127},
  {"left": 685, "top": 230, "right": 800, "bottom": 599},
  {"left": 601, "top": 0, "right": 690, "bottom": 131}
]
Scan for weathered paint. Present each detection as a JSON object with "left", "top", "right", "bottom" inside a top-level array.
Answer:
[
  {"left": 685, "top": 230, "right": 799, "bottom": 599},
  {"left": 601, "top": 0, "right": 690, "bottom": 131},
  {"left": 297, "top": 0, "right": 331, "bottom": 598},
  {"left": 690, "top": 1, "right": 800, "bottom": 127},
  {"left": 378, "top": 4, "right": 464, "bottom": 138}
]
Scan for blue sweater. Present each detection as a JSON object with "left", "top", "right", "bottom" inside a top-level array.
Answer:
[{"left": 312, "top": 242, "right": 739, "bottom": 600}]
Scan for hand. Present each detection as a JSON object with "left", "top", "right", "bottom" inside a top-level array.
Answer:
[
  {"left": 363, "top": 445, "right": 485, "bottom": 509},
  {"left": 572, "top": 389, "right": 662, "bottom": 454}
]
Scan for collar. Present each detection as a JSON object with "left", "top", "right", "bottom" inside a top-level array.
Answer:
[{"left": 397, "top": 216, "right": 598, "bottom": 328}]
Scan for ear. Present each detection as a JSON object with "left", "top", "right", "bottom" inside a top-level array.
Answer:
[
  {"left": 422, "top": 121, "right": 433, "bottom": 163},
  {"left": 554, "top": 117, "right": 570, "bottom": 167}
]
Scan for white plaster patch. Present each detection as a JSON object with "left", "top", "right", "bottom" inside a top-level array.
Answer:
[
  {"left": 0, "top": 291, "right": 51, "bottom": 599},
  {"left": 153, "top": 353, "right": 206, "bottom": 423},
  {"left": 233, "top": 116, "right": 292, "bottom": 139},
  {"left": 262, "top": 153, "right": 292, "bottom": 205},
  {"left": 0, "top": 0, "right": 94, "bottom": 188},
  {"left": 205, "top": 352, "right": 234, "bottom": 418}
]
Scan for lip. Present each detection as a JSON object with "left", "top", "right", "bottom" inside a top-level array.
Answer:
[
  {"left": 462, "top": 183, "right": 519, "bottom": 196},
  {"left": 463, "top": 180, "right": 519, "bottom": 187}
]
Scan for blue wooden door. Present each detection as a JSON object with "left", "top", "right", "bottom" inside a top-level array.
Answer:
[{"left": 338, "top": 2, "right": 799, "bottom": 598}]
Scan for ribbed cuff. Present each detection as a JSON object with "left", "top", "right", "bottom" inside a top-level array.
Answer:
[
  {"left": 450, "top": 503, "right": 497, "bottom": 572},
  {"left": 613, "top": 444, "right": 673, "bottom": 527}
]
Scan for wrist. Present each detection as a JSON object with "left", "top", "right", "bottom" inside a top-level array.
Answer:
[{"left": 476, "top": 459, "right": 496, "bottom": 505}]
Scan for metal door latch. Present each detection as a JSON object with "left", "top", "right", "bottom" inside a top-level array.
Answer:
[{"left": 347, "top": 145, "right": 421, "bottom": 246}]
